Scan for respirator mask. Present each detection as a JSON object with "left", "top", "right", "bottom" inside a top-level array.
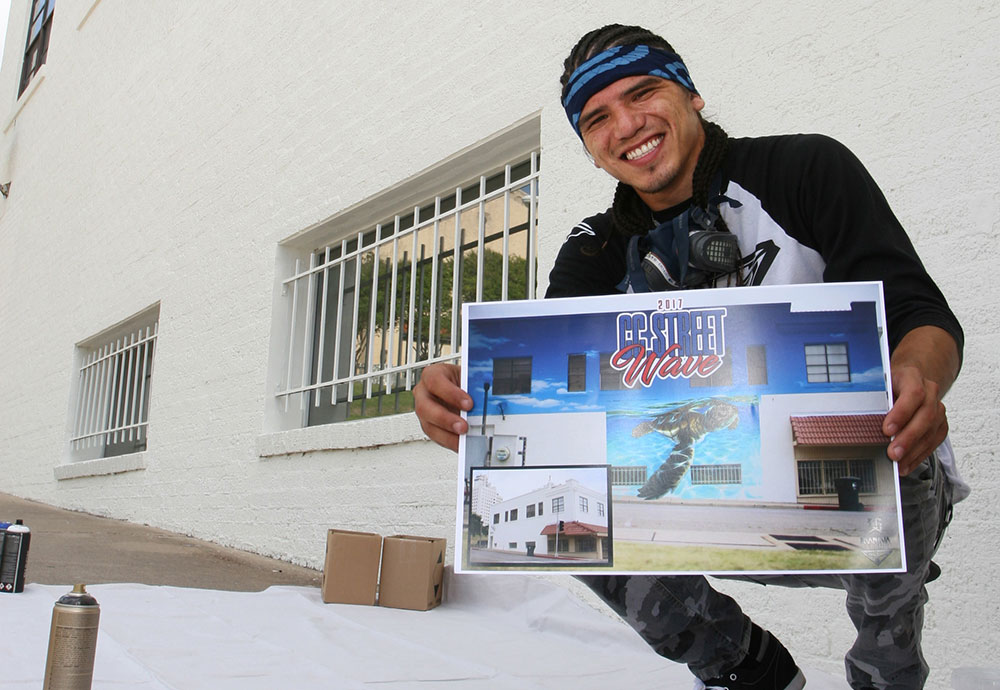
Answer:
[{"left": 622, "top": 188, "right": 743, "bottom": 293}]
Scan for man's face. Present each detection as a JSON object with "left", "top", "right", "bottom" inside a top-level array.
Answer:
[{"left": 578, "top": 75, "right": 706, "bottom": 211}]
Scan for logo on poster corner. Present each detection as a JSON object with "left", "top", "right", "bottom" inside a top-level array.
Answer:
[{"left": 859, "top": 516, "right": 893, "bottom": 566}]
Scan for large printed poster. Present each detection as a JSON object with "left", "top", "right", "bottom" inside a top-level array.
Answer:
[{"left": 455, "top": 282, "right": 905, "bottom": 575}]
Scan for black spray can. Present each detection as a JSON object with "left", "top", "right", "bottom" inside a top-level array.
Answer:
[
  {"left": 43, "top": 584, "right": 100, "bottom": 690},
  {"left": 0, "top": 518, "right": 30, "bottom": 593}
]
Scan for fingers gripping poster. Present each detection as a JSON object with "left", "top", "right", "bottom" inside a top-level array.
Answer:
[{"left": 455, "top": 282, "right": 905, "bottom": 575}]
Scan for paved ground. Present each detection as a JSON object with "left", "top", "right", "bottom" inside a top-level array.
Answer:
[{"left": 0, "top": 492, "right": 321, "bottom": 591}]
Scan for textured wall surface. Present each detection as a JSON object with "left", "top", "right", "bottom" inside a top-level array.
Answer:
[{"left": 0, "top": 2, "right": 997, "bottom": 687}]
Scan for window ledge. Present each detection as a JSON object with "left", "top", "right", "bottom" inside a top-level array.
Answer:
[
  {"left": 258, "top": 414, "right": 427, "bottom": 459},
  {"left": 54, "top": 452, "right": 147, "bottom": 480},
  {"left": 4, "top": 66, "right": 48, "bottom": 134}
]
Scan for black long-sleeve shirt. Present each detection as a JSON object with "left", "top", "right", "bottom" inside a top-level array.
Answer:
[{"left": 545, "top": 133, "right": 963, "bottom": 360}]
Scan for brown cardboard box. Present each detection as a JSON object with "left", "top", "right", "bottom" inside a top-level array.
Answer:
[
  {"left": 321, "top": 529, "right": 382, "bottom": 605},
  {"left": 378, "top": 535, "right": 446, "bottom": 611}
]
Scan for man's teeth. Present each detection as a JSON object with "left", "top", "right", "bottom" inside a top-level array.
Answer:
[{"left": 625, "top": 137, "right": 663, "bottom": 161}]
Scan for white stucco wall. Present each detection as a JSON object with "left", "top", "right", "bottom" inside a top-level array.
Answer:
[
  {"left": 0, "top": 2, "right": 997, "bottom": 686},
  {"left": 470, "top": 411, "right": 607, "bottom": 465}
]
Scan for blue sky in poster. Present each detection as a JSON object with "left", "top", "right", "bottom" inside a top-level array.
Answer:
[{"left": 466, "top": 300, "right": 885, "bottom": 417}]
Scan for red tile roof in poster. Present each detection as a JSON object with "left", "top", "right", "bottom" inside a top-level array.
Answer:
[
  {"left": 790, "top": 414, "right": 888, "bottom": 446},
  {"left": 539, "top": 521, "right": 608, "bottom": 537}
]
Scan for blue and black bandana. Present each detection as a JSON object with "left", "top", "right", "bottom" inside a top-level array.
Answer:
[{"left": 562, "top": 44, "right": 697, "bottom": 138}]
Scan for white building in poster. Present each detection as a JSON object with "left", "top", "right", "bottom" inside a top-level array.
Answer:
[
  {"left": 471, "top": 474, "right": 502, "bottom": 522},
  {"left": 487, "top": 478, "right": 608, "bottom": 558}
]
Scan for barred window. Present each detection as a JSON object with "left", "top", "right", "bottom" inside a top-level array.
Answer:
[
  {"left": 20, "top": 0, "right": 55, "bottom": 96},
  {"left": 805, "top": 343, "right": 850, "bottom": 383},
  {"left": 274, "top": 148, "right": 539, "bottom": 425},
  {"left": 611, "top": 465, "right": 648, "bottom": 486},
  {"left": 690, "top": 463, "right": 743, "bottom": 485},
  {"left": 797, "top": 459, "right": 877, "bottom": 495},
  {"left": 70, "top": 307, "right": 158, "bottom": 459}
]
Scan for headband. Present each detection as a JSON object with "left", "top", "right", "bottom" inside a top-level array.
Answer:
[{"left": 562, "top": 44, "right": 698, "bottom": 138}]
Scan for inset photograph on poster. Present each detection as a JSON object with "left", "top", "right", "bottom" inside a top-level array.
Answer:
[{"left": 454, "top": 282, "right": 904, "bottom": 575}]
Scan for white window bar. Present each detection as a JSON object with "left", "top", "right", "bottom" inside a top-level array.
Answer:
[
  {"left": 71, "top": 323, "right": 157, "bottom": 451},
  {"left": 404, "top": 204, "right": 420, "bottom": 389},
  {"left": 347, "top": 231, "right": 363, "bottom": 405},
  {"left": 475, "top": 175, "right": 486, "bottom": 303},
  {"left": 502, "top": 164, "right": 511, "bottom": 301},
  {"left": 386, "top": 215, "right": 402, "bottom": 393},
  {"left": 277, "top": 153, "right": 539, "bottom": 420},
  {"left": 528, "top": 152, "right": 539, "bottom": 297},
  {"left": 314, "top": 246, "right": 332, "bottom": 407},
  {"left": 423, "top": 196, "right": 441, "bottom": 389},
  {"left": 300, "top": 252, "right": 319, "bottom": 421},
  {"left": 450, "top": 185, "right": 462, "bottom": 355},
  {"left": 329, "top": 239, "right": 346, "bottom": 407},
  {"left": 365, "top": 224, "right": 382, "bottom": 401},
  {"left": 283, "top": 257, "right": 301, "bottom": 413}
]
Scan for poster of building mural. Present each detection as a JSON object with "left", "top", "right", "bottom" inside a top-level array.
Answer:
[{"left": 455, "top": 282, "right": 906, "bottom": 575}]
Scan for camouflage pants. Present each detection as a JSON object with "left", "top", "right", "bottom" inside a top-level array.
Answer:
[{"left": 580, "top": 454, "right": 954, "bottom": 689}]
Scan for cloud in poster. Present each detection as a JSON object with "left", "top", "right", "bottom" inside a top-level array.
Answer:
[
  {"left": 468, "top": 360, "right": 493, "bottom": 376},
  {"left": 505, "top": 396, "right": 561, "bottom": 408},
  {"left": 468, "top": 333, "right": 511, "bottom": 349},
  {"left": 852, "top": 367, "right": 886, "bottom": 385}
]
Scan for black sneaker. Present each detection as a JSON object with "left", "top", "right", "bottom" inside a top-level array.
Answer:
[{"left": 694, "top": 624, "right": 806, "bottom": 690}]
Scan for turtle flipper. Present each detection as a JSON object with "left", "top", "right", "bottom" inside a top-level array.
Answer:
[
  {"left": 638, "top": 442, "right": 695, "bottom": 499},
  {"left": 632, "top": 421, "right": 656, "bottom": 438}
]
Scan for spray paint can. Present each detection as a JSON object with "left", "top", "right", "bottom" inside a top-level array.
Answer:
[
  {"left": 0, "top": 519, "right": 30, "bottom": 593},
  {"left": 43, "top": 584, "right": 101, "bottom": 690}
]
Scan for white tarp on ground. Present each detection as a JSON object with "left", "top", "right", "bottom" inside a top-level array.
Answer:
[{"left": 3, "top": 572, "right": 849, "bottom": 689}]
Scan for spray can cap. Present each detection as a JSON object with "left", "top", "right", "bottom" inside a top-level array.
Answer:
[{"left": 58, "top": 585, "right": 98, "bottom": 606}]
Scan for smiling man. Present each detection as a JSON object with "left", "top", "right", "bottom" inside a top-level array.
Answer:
[{"left": 414, "top": 24, "right": 965, "bottom": 690}]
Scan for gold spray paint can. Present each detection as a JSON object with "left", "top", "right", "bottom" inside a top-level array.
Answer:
[{"left": 42, "top": 584, "right": 100, "bottom": 690}]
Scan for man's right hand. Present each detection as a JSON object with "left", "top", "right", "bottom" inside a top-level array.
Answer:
[{"left": 413, "top": 363, "right": 472, "bottom": 453}]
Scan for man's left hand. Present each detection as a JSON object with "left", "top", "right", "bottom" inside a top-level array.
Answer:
[{"left": 882, "top": 325, "right": 960, "bottom": 475}]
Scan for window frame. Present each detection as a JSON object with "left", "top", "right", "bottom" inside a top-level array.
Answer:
[
  {"left": 69, "top": 305, "right": 159, "bottom": 462},
  {"left": 797, "top": 458, "right": 877, "bottom": 496},
  {"left": 267, "top": 119, "right": 540, "bottom": 433},
  {"left": 805, "top": 342, "right": 851, "bottom": 383},
  {"left": 19, "top": 0, "right": 55, "bottom": 97},
  {"left": 492, "top": 356, "right": 532, "bottom": 396}
]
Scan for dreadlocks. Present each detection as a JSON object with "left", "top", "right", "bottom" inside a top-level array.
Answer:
[{"left": 561, "top": 24, "right": 731, "bottom": 238}]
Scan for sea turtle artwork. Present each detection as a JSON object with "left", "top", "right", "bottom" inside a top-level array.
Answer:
[{"left": 632, "top": 398, "right": 740, "bottom": 499}]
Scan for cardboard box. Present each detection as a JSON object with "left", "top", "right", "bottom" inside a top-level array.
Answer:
[
  {"left": 321, "top": 529, "right": 382, "bottom": 605},
  {"left": 378, "top": 535, "right": 446, "bottom": 611}
]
